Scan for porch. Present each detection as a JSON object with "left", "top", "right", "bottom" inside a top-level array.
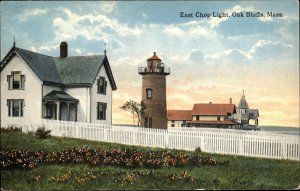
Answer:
[{"left": 43, "top": 90, "right": 79, "bottom": 121}]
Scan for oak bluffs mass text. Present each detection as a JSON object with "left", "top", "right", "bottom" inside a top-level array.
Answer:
[{"left": 180, "top": 11, "right": 283, "bottom": 18}]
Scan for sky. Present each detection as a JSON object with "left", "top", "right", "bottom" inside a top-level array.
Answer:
[{"left": 1, "top": 1, "right": 299, "bottom": 127}]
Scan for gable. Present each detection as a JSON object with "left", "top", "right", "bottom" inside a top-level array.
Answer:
[{"left": 102, "top": 56, "right": 117, "bottom": 90}]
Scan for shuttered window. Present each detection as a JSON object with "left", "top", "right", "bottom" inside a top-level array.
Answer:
[
  {"left": 97, "top": 102, "right": 107, "bottom": 120},
  {"left": 7, "top": 72, "right": 25, "bottom": 90},
  {"left": 97, "top": 76, "right": 107, "bottom": 94},
  {"left": 7, "top": 99, "right": 24, "bottom": 117}
]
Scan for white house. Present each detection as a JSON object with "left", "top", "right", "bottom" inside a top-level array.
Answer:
[{"left": 0, "top": 42, "right": 117, "bottom": 128}]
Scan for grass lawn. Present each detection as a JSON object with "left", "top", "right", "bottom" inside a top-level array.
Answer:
[{"left": 1, "top": 131, "right": 300, "bottom": 190}]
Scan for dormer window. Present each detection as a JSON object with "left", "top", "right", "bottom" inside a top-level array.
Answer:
[
  {"left": 7, "top": 72, "right": 25, "bottom": 90},
  {"left": 97, "top": 76, "right": 107, "bottom": 94},
  {"left": 146, "top": 88, "right": 153, "bottom": 99}
]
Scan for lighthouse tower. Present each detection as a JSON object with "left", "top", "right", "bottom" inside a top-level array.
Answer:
[{"left": 138, "top": 52, "right": 170, "bottom": 129}]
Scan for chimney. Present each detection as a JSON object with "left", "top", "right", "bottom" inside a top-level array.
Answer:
[
  {"left": 230, "top": 98, "right": 232, "bottom": 104},
  {"left": 60, "top": 41, "right": 68, "bottom": 58}
]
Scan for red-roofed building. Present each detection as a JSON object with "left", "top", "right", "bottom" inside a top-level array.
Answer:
[
  {"left": 167, "top": 110, "right": 192, "bottom": 128},
  {"left": 167, "top": 102, "right": 238, "bottom": 128},
  {"left": 189, "top": 103, "right": 237, "bottom": 127}
]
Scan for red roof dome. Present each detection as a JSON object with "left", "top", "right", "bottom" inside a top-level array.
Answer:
[{"left": 147, "top": 52, "right": 161, "bottom": 61}]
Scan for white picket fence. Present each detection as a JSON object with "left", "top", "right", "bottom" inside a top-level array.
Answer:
[{"left": 21, "top": 119, "right": 300, "bottom": 161}]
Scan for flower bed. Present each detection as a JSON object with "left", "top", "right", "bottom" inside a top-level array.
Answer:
[{"left": 0, "top": 147, "right": 229, "bottom": 170}]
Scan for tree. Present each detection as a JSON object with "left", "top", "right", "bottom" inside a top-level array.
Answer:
[{"left": 120, "top": 100, "right": 146, "bottom": 127}]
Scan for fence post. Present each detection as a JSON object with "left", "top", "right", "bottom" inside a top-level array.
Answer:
[
  {"left": 281, "top": 139, "right": 287, "bottom": 159},
  {"left": 239, "top": 135, "right": 244, "bottom": 155},
  {"left": 165, "top": 130, "right": 169, "bottom": 148},
  {"left": 200, "top": 134, "right": 205, "bottom": 152},
  {"left": 104, "top": 128, "right": 108, "bottom": 142}
]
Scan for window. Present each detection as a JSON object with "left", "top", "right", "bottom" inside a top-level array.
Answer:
[
  {"left": 146, "top": 88, "right": 153, "bottom": 99},
  {"left": 7, "top": 72, "right": 25, "bottom": 90},
  {"left": 196, "top": 116, "right": 199, "bottom": 120},
  {"left": 144, "top": 116, "right": 152, "bottom": 128},
  {"left": 172, "top": 120, "right": 175, "bottom": 123},
  {"left": 171, "top": 124, "right": 175, "bottom": 127},
  {"left": 97, "top": 77, "right": 107, "bottom": 94},
  {"left": 97, "top": 102, "right": 107, "bottom": 120},
  {"left": 217, "top": 116, "right": 221, "bottom": 121},
  {"left": 7, "top": 100, "right": 24, "bottom": 117}
]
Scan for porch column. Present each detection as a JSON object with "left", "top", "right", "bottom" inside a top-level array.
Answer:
[
  {"left": 42, "top": 101, "right": 44, "bottom": 119},
  {"left": 67, "top": 102, "right": 70, "bottom": 121},
  {"left": 75, "top": 103, "right": 77, "bottom": 122},
  {"left": 56, "top": 101, "right": 60, "bottom": 121}
]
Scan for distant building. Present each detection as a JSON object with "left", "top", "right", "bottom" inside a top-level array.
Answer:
[
  {"left": 167, "top": 92, "right": 259, "bottom": 129},
  {"left": 187, "top": 103, "right": 237, "bottom": 128},
  {"left": 234, "top": 91, "right": 259, "bottom": 126},
  {"left": 167, "top": 110, "right": 192, "bottom": 128},
  {"left": 139, "top": 52, "right": 170, "bottom": 129},
  {"left": 0, "top": 41, "right": 117, "bottom": 128},
  {"left": 167, "top": 102, "right": 237, "bottom": 128}
]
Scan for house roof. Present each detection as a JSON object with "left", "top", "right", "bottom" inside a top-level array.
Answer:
[
  {"left": 167, "top": 110, "right": 192, "bottom": 121},
  {"left": 191, "top": 103, "right": 236, "bottom": 116},
  {"left": 238, "top": 95, "right": 249, "bottom": 109},
  {"left": 43, "top": 90, "right": 78, "bottom": 102},
  {"left": 54, "top": 56, "right": 105, "bottom": 85},
  {"left": 147, "top": 52, "right": 161, "bottom": 61},
  {"left": 0, "top": 46, "right": 117, "bottom": 90}
]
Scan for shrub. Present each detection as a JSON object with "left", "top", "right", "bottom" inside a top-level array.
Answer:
[
  {"left": 0, "top": 125, "right": 22, "bottom": 132},
  {"left": 35, "top": 127, "right": 51, "bottom": 139},
  {"left": 195, "top": 147, "right": 202, "bottom": 153}
]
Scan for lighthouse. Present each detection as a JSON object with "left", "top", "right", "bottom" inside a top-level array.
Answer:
[{"left": 138, "top": 52, "right": 170, "bottom": 129}]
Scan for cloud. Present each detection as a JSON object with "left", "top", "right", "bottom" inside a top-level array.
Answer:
[
  {"left": 114, "top": 57, "right": 142, "bottom": 66},
  {"left": 163, "top": 25, "right": 185, "bottom": 37},
  {"left": 247, "top": 40, "right": 294, "bottom": 59},
  {"left": 205, "top": 39, "right": 294, "bottom": 66},
  {"left": 29, "top": 45, "right": 57, "bottom": 53},
  {"left": 20, "top": 8, "right": 48, "bottom": 22},
  {"left": 75, "top": 48, "right": 82, "bottom": 55},
  {"left": 188, "top": 49, "right": 204, "bottom": 64},
  {"left": 163, "top": 21, "right": 216, "bottom": 40},
  {"left": 52, "top": 8, "right": 144, "bottom": 43}
]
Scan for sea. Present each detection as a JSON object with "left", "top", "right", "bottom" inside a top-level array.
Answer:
[
  {"left": 114, "top": 124, "right": 300, "bottom": 136},
  {"left": 259, "top": 126, "right": 300, "bottom": 136}
]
